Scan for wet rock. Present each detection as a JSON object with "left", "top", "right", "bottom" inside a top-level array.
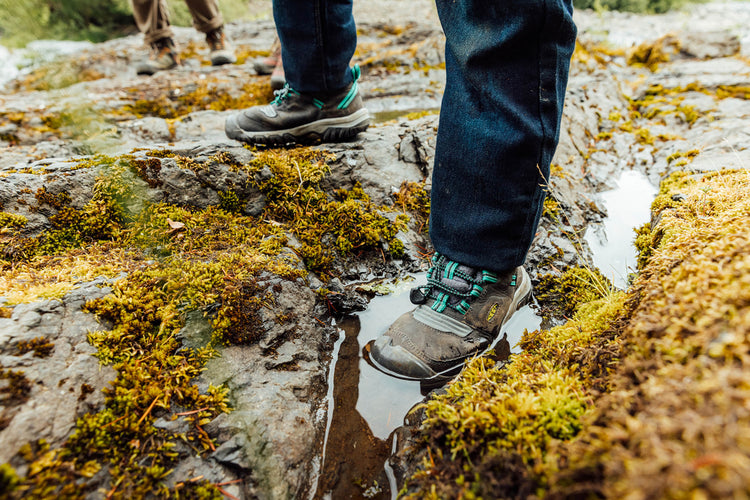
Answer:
[
  {"left": 0, "top": 279, "right": 117, "bottom": 470},
  {"left": 680, "top": 30, "right": 741, "bottom": 59}
]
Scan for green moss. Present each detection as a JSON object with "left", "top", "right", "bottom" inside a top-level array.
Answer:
[
  {"left": 633, "top": 221, "right": 654, "bottom": 269},
  {"left": 218, "top": 190, "right": 243, "bottom": 213},
  {"left": 247, "top": 148, "right": 408, "bottom": 271},
  {"left": 546, "top": 168, "right": 750, "bottom": 499},
  {"left": 0, "top": 463, "right": 21, "bottom": 494},
  {"left": 11, "top": 58, "right": 105, "bottom": 92},
  {"left": 405, "top": 168, "right": 750, "bottom": 499},
  {"left": 3, "top": 143, "right": 412, "bottom": 497},
  {"left": 393, "top": 181, "right": 430, "bottom": 234},
  {"left": 404, "top": 289, "right": 626, "bottom": 498}
]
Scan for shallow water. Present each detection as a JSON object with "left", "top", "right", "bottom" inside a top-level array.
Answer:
[
  {"left": 316, "top": 274, "right": 542, "bottom": 498},
  {"left": 372, "top": 108, "right": 439, "bottom": 124},
  {"left": 585, "top": 169, "right": 658, "bottom": 289},
  {"left": 0, "top": 39, "right": 94, "bottom": 89}
]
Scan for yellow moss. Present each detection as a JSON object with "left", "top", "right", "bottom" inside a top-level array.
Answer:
[
  {"left": 544, "top": 168, "right": 750, "bottom": 499},
  {"left": 535, "top": 265, "right": 614, "bottom": 319},
  {"left": 405, "top": 288, "right": 626, "bottom": 498},
  {"left": 626, "top": 35, "right": 680, "bottom": 72},
  {"left": 10, "top": 57, "right": 105, "bottom": 92},
  {"left": 120, "top": 79, "right": 273, "bottom": 120},
  {"left": 572, "top": 40, "right": 626, "bottom": 69},
  {"left": 3, "top": 142, "right": 413, "bottom": 497}
]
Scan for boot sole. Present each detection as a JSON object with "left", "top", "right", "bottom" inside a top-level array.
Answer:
[{"left": 226, "top": 109, "right": 371, "bottom": 146}]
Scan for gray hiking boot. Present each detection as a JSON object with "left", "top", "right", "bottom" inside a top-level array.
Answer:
[
  {"left": 206, "top": 27, "right": 236, "bottom": 66},
  {"left": 136, "top": 38, "right": 180, "bottom": 76},
  {"left": 225, "top": 65, "right": 370, "bottom": 146},
  {"left": 368, "top": 253, "right": 533, "bottom": 382}
]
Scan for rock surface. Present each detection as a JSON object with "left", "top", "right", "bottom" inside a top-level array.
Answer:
[{"left": 2, "top": 1, "right": 750, "bottom": 498}]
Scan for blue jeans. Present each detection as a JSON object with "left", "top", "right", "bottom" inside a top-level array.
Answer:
[{"left": 273, "top": 0, "right": 577, "bottom": 272}]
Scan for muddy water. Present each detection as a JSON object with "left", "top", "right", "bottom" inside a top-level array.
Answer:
[{"left": 315, "top": 275, "right": 542, "bottom": 499}]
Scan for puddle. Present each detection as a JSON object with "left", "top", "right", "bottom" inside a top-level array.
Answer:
[
  {"left": 314, "top": 167, "right": 652, "bottom": 495},
  {"left": 584, "top": 170, "right": 658, "bottom": 289},
  {"left": 315, "top": 274, "right": 542, "bottom": 499},
  {"left": 372, "top": 108, "right": 439, "bottom": 124}
]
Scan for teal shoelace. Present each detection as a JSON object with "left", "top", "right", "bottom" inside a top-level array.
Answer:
[{"left": 411, "top": 253, "right": 498, "bottom": 314}]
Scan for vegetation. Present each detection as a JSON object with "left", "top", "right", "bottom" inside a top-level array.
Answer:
[
  {"left": 573, "top": 0, "right": 705, "bottom": 13},
  {"left": 0, "top": 0, "right": 255, "bottom": 46},
  {"left": 403, "top": 168, "right": 750, "bottom": 499},
  {"left": 0, "top": 144, "right": 419, "bottom": 497}
]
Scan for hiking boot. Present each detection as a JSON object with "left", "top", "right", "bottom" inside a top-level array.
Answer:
[
  {"left": 253, "top": 38, "right": 281, "bottom": 75},
  {"left": 206, "top": 27, "right": 236, "bottom": 66},
  {"left": 136, "top": 38, "right": 180, "bottom": 75},
  {"left": 367, "top": 253, "right": 533, "bottom": 382},
  {"left": 225, "top": 65, "right": 370, "bottom": 146},
  {"left": 270, "top": 58, "right": 286, "bottom": 91}
]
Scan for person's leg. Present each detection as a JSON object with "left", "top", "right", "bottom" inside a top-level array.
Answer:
[
  {"left": 131, "top": 0, "right": 173, "bottom": 45},
  {"left": 368, "top": 0, "right": 577, "bottom": 382},
  {"left": 224, "top": 0, "right": 370, "bottom": 145},
  {"left": 132, "top": 0, "right": 179, "bottom": 75},
  {"left": 431, "top": 0, "right": 577, "bottom": 273},
  {"left": 184, "top": 0, "right": 223, "bottom": 33},
  {"left": 272, "top": 0, "right": 357, "bottom": 94}
]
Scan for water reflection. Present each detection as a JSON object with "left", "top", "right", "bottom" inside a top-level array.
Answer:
[
  {"left": 316, "top": 274, "right": 543, "bottom": 498},
  {"left": 584, "top": 170, "right": 657, "bottom": 289},
  {"left": 355, "top": 275, "right": 427, "bottom": 440}
]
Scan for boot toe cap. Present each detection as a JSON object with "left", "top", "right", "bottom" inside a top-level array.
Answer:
[{"left": 369, "top": 335, "right": 436, "bottom": 380}]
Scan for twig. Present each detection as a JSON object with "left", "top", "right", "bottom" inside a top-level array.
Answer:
[
  {"left": 215, "top": 479, "right": 243, "bottom": 487},
  {"left": 176, "top": 407, "right": 210, "bottom": 416},
  {"left": 102, "top": 414, "right": 127, "bottom": 429},
  {"left": 217, "top": 486, "right": 240, "bottom": 500},
  {"left": 137, "top": 397, "right": 159, "bottom": 425},
  {"left": 196, "top": 424, "right": 216, "bottom": 451}
]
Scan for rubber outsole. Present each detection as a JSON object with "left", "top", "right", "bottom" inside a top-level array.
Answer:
[{"left": 225, "top": 110, "right": 371, "bottom": 146}]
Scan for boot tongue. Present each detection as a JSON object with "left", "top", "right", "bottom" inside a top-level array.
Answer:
[{"left": 427, "top": 257, "right": 482, "bottom": 307}]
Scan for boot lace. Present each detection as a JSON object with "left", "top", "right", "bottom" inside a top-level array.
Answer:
[
  {"left": 271, "top": 84, "right": 299, "bottom": 105},
  {"left": 410, "top": 253, "right": 498, "bottom": 314}
]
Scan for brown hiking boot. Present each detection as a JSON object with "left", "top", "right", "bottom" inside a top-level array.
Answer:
[
  {"left": 367, "top": 252, "right": 533, "bottom": 383},
  {"left": 206, "top": 27, "right": 236, "bottom": 66},
  {"left": 136, "top": 38, "right": 180, "bottom": 76}
]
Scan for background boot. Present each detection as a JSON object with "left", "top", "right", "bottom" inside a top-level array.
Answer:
[
  {"left": 136, "top": 37, "right": 179, "bottom": 76},
  {"left": 206, "top": 27, "right": 237, "bottom": 66}
]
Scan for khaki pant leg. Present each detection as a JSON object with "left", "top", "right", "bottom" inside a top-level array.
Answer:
[
  {"left": 184, "top": 0, "right": 224, "bottom": 33},
  {"left": 131, "top": 0, "right": 174, "bottom": 45}
]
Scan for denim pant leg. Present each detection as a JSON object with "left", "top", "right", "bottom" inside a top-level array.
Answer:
[
  {"left": 272, "top": 0, "right": 357, "bottom": 94},
  {"left": 430, "top": 0, "right": 577, "bottom": 273}
]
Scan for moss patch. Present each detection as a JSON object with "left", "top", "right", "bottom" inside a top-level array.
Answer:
[
  {"left": 404, "top": 168, "right": 750, "bottom": 499},
  {"left": 2, "top": 145, "right": 411, "bottom": 497}
]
